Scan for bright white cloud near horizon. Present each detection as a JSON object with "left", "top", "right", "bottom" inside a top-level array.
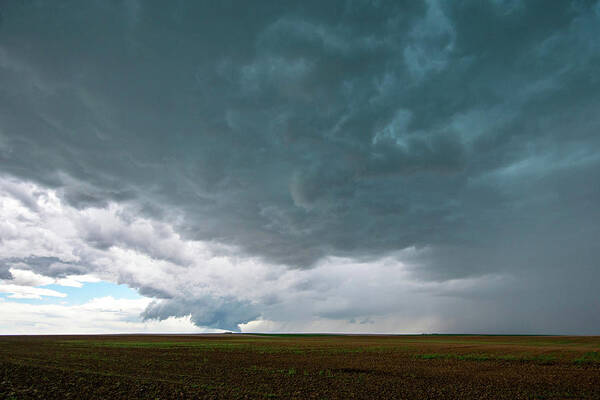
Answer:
[{"left": 0, "top": 0, "right": 599, "bottom": 334}]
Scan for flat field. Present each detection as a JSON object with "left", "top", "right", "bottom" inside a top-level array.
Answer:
[{"left": 1, "top": 334, "right": 599, "bottom": 399}]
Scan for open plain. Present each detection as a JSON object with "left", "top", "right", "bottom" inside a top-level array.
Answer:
[{"left": 1, "top": 334, "right": 599, "bottom": 399}]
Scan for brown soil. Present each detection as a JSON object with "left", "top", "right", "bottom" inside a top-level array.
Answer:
[{"left": 1, "top": 334, "right": 599, "bottom": 399}]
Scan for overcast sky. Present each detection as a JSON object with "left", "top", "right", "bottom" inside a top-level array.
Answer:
[{"left": 1, "top": 0, "right": 599, "bottom": 334}]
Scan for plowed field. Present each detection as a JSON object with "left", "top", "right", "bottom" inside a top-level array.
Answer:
[{"left": 1, "top": 334, "right": 599, "bottom": 399}]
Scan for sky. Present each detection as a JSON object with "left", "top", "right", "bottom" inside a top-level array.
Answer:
[{"left": 0, "top": 0, "right": 599, "bottom": 334}]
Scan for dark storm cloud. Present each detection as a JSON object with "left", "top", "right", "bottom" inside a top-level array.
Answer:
[
  {"left": 0, "top": 263, "right": 11, "bottom": 280},
  {"left": 1, "top": 0, "right": 599, "bottom": 331},
  {"left": 142, "top": 296, "right": 259, "bottom": 332},
  {"left": 0, "top": 256, "right": 85, "bottom": 278}
]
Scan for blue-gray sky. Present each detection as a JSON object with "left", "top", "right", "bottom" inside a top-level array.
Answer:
[{"left": 0, "top": 0, "right": 599, "bottom": 334}]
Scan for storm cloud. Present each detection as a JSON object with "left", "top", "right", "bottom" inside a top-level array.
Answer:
[{"left": 0, "top": 0, "right": 599, "bottom": 333}]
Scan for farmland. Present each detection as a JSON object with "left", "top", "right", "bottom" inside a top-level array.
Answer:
[{"left": 1, "top": 334, "right": 599, "bottom": 399}]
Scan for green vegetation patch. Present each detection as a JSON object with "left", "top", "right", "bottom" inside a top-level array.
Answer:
[
  {"left": 59, "top": 340, "right": 308, "bottom": 354},
  {"left": 59, "top": 340, "right": 246, "bottom": 349},
  {"left": 574, "top": 351, "right": 600, "bottom": 365},
  {"left": 415, "top": 353, "right": 557, "bottom": 363}
]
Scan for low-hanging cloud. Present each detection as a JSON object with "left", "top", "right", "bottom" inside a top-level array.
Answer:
[{"left": 0, "top": 0, "right": 599, "bottom": 332}]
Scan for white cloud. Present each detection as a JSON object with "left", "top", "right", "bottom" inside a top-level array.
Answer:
[
  {"left": 8, "top": 268, "right": 55, "bottom": 287},
  {"left": 0, "top": 284, "right": 66, "bottom": 299},
  {"left": 0, "top": 296, "right": 213, "bottom": 334},
  {"left": 4, "top": 268, "right": 100, "bottom": 289},
  {"left": 0, "top": 175, "right": 512, "bottom": 333}
]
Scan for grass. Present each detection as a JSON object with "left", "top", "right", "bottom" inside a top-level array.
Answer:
[
  {"left": 58, "top": 340, "right": 408, "bottom": 355},
  {"left": 574, "top": 351, "right": 600, "bottom": 364},
  {"left": 248, "top": 333, "right": 338, "bottom": 337},
  {"left": 414, "top": 352, "right": 558, "bottom": 363},
  {"left": 60, "top": 340, "right": 246, "bottom": 349}
]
